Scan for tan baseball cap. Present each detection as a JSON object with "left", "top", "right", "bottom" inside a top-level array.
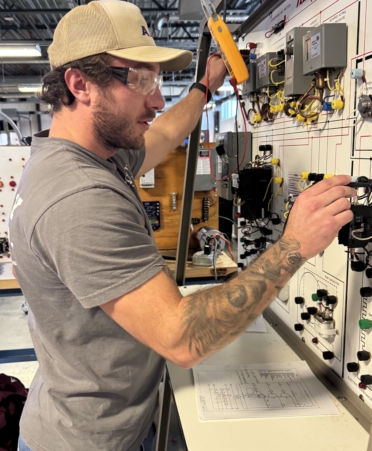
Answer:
[{"left": 48, "top": 1, "right": 193, "bottom": 72}]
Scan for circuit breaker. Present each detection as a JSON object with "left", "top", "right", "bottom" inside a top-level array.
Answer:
[
  {"left": 303, "top": 23, "right": 347, "bottom": 75},
  {"left": 256, "top": 52, "right": 284, "bottom": 89},
  {"left": 215, "top": 131, "right": 252, "bottom": 201},
  {"left": 284, "top": 27, "right": 313, "bottom": 97},
  {"left": 241, "top": 61, "right": 259, "bottom": 95}
]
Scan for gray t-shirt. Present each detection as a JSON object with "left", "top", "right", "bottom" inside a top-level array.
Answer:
[{"left": 9, "top": 131, "right": 166, "bottom": 451}]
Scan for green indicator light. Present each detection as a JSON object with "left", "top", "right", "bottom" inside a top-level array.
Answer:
[
  {"left": 359, "top": 319, "right": 372, "bottom": 330},
  {"left": 312, "top": 294, "right": 320, "bottom": 302}
]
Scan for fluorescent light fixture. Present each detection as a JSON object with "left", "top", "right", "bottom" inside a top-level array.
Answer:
[
  {"left": 18, "top": 84, "right": 42, "bottom": 93},
  {"left": 0, "top": 44, "right": 41, "bottom": 58}
]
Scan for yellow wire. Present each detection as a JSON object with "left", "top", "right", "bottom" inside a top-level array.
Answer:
[
  {"left": 266, "top": 87, "right": 278, "bottom": 99},
  {"left": 270, "top": 70, "right": 285, "bottom": 86},
  {"left": 267, "top": 186, "right": 283, "bottom": 212},
  {"left": 262, "top": 167, "right": 279, "bottom": 201},
  {"left": 326, "top": 70, "right": 336, "bottom": 92},
  {"left": 297, "top": 179, "right": 305, "bottom": 191},
  {"left": 268, "top": 58, "right": 285, "bottom": 68}
]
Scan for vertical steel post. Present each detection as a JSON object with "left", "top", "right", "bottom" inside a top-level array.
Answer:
[{"left": 175, "top": 28, "right": 211, "bottom": 286}]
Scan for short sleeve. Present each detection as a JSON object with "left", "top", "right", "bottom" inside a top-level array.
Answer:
[{"left": 30, "top": 188, "right": 165, "bottom": 308}]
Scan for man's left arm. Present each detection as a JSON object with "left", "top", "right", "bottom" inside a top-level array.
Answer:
[{"left": 136, "top": 57, "right": 227, "bottom": 177}]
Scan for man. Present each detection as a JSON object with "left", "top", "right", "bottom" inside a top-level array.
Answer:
[{"left": 9, "top": 2, "right": 355, "bottom": 451}]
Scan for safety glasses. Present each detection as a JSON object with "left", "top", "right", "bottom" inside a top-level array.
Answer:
[{"left": 110, "top": 67, "right": 163, "bottom": 96}]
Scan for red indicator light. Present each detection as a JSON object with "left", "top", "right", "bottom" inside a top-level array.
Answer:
[
  {"left": 9, "top": 181, "right": 16, "bottom": 187},
  {"left": 312, "top": 338, "right": 319, "bottom": 344},
  {"left": 359, "top": 382, "right": 367, "bottom": 390}
]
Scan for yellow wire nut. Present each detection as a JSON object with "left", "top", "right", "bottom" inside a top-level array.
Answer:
[
  {"left": 290, "top": 101, "right": 297, "bottom": 108},
  {"left": 274, "top": 177, "right": 283, "bottom": 184},
  {"left": 296, "top": 114, "right": 306, "bottom": 123},
  {"left": 271, "top": 158, "right": 280, "bottom": 166},
  {"left": 332, "top": 99, "right": 344, "bottom": 110},
  {"left": 277, "top": 103, "right": 285, "bottom": 113},
  {"left": 324, "top": 174, "right": 334, "bottom": 179},
  {"left": 301, "top": 172, "right": 310, "bottom": 180},
  {"left": 270, "top": 105, "right": 277, "bottom": 114},
  {"left": 253, "top": 113, "right": 262, "bottom": 123}
]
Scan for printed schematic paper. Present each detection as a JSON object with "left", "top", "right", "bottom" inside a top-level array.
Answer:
[{"left": 192, "top": 361, "right": 339, "bottom": 420}]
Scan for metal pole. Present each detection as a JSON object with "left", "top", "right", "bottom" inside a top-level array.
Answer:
[{"left": 174, "top": 26, "right": 211, "bottom": 286}]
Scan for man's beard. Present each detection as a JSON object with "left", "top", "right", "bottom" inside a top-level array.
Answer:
[{"left": 92, "top": 91, "right": 151, "bottom": 152}]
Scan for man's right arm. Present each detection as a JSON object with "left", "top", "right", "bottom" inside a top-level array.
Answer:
[{"left": 101, "top": 175, "right": 355, "bottom": 368}]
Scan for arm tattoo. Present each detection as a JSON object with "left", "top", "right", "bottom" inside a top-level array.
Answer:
[{"left": 180, "top": 237, "right": 306, "bottom": 358}]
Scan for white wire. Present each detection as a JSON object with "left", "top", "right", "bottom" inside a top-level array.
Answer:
[{"left": 351, "top": 230, "right": 372, "bottom": 241}]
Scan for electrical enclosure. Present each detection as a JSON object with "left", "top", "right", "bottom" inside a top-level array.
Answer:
[
  {"left": 256, "top": 52, "right": 284, "bottom": 89},
  {"left": 303, "top": 23, "right": 347, "bottom": 75},
  {"left": 241, "top": 61, "right": 258, "bottom": 95},
  {"left": 284, "top": 27, "right": 313, "bottom": 96},
  {"left": 215, "top": 131, "right": 251, "bottom": 200},
  {"left": 194, "top": 148, "right": 217, "bottom": 191}
]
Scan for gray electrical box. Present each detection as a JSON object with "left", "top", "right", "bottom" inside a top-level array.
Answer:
[
  {"left": 194, "top": 148, "right": 217, "bottom": 191},
  {"left": 303, "top": 23, "right": 347, "bottom": 75},
  {"left": 241, "top": 61, "right": 259, "bottom": 95},
  {"left": 256, "top": 52, "right": 284, "bottom": 89},
  {"left": 215, "top": 131, "right": 252, "bottom": 200},
  {"left": 284, "top": 27, "right": 313, "bottom": 97}
]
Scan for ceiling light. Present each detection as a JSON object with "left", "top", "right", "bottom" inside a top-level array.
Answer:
[
  {"left": 4, "top": 17, "right": 15, "bottom": 22},
  {"left": 0, "top": 44, "right": 42, "bottom": 58},
  {"left": 18, "top": 84, "right": 42, "bottom": 93}
]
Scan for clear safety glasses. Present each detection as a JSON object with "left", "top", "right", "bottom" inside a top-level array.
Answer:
[{"left": 110, "top": 67, "right": 163, "bottom": 96}]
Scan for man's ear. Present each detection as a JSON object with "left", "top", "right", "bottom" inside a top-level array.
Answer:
[{"left": 64, "top": 68, "right": 91, "bottom": 105}]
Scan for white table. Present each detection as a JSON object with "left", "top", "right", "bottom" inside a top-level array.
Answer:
[{"left": 166, "top": 318, "right": 369, "bottom": 451}]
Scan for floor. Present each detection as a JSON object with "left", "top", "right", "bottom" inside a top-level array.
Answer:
[{"left": 0, "top": 293, "right": 187, "bottom": 451}]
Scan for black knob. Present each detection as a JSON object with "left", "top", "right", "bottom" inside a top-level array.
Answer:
[
  {"left": 326, "top": 295, "right": 337, "bottom": 305},
  {"left": 294, "top": 324, "right": 304, "bottom": 331},
  {"left": 366, "top": 268, "right": 372, "bottom": 278},
  {"left": 308, "top": 173, "right": 317, "bottom": 181},
  {"left": 347, "top": 362, "right": 360, "bottom": 372},
  {"left": 360, "top": 374, "right": 372, "bottom": 385},
  {"left": 307, "top": 307, "right": 318, "bottom": 315},
  {"left": 240, "top": 254, "right": 246, "bottom": 259},
  {"left": 317, "top": 289, "right": 327, "bottom": 298},
  {"left": 357, "top": 351, "right": 371, "bottom": 361},
  {"left": 301, "top": 313, "right": 310, "bottom": 321},
  {"left": 351, "top": 260, "right": 367, "bottom": 272},
  {"left": 294, "top": 297, "right": 304, "bottom": 305},
  {"left": 360, "top": 287, "right": 372, "bottom": 298},
  {"left": 323, "top": 351, "right": 334, "bottom": 360}
]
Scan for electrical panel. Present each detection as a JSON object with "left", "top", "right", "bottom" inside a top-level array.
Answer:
[
  {"left": 0, "top": 146, "right": 30, "bottom": 263},
  {"left": 241, "top": 61, "right": 258, "bottom": 95},
  {"left": 235, "top": 0, "right": 372, "bottom": 431},
  {"left": 303, "top": 23, "right": 347, "bottom": 75},
  {"left": 256, "top": 52, "right": 284, "bottom": 89},
  {"left": 215, "top": 131, "right": 252, "bottom": 201},
  {"left": 284, "top": 27, "right": 313, "bottom": 97}
]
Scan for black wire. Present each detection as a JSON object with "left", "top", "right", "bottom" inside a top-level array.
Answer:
[{"left": 235, "top": 98, "right": 240, "bottom": 175}]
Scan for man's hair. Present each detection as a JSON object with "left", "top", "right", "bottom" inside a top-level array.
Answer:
[{"left": 39, "top": 53, "right": 113, "bottom": 113}]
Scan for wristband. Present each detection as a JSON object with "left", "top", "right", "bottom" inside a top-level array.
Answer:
[{"left": 189, "top": 82, "right": 212, "bottom": 103}]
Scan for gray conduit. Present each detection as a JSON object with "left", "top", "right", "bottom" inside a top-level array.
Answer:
[{"left": 0, "top": 110, "right": 24, "bottom": 144}]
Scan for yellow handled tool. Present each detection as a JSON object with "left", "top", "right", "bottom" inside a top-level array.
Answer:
[{"left": 201, "top": 0, "right": 249, "bottom": 85}]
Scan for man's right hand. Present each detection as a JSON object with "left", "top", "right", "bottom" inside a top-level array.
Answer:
[{"left": 283, "top": 175, "right": 356, "bottom": 260}]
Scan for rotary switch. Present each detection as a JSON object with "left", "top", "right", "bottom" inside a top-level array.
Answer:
[
  {"left": 307, "top": 307, "right": 318, "bottom": 315},
  {"left": 317, "top": 289, "right": 328, "bottom": 298},
  {"left": 294, "top": 297, "right": 304, "bottom": 305},
  {"left": 357, "top": 351, "right": 371, "bottom": 361},
  {"left": 326, "top": 295, "right": 337, "bottom": 305},
  {"left": 301, "top": 313, "right": 310, "bottom": 321},
  {"left": 323, "top": 351, "right": 334, "bottom": 360},
  {"left": 360, "top": 287, "right": 372, "bottom": 298},
  {"left": 360, "top": 374, "right": 372, "bottom": 385},
  {"left": 294, "top": 324, "right": 304, "bottom": 332},
  {"left": 347, "top": 362, "right": 360, "bottom": 372}
]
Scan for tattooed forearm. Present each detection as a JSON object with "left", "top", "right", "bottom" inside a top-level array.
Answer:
[{"left": 179, "top": 237, "right": 306, "bottom": 360}]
